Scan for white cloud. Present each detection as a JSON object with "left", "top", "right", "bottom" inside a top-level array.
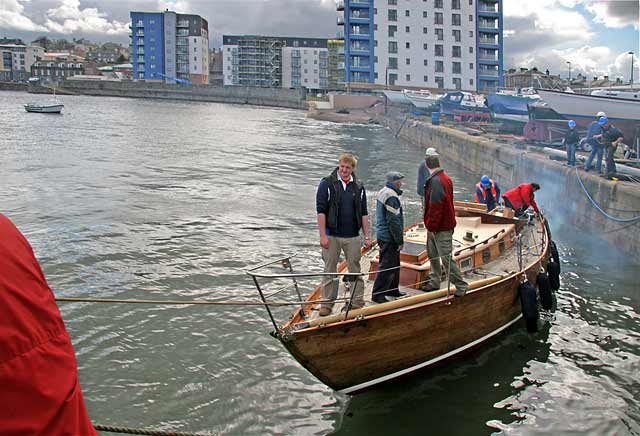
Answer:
[
  {"left": 0, "top": 0, "right": 47, "bottom": 32},
  {"left": 156, "top": 0, "right": 191, "bottom": 14},
  {"left": 43, "top": 0, "right": 129, "bottom": 35},
  {"left": 607, "top": 50, "right": 639, "bottom": 82},
  {"left": 586, "top": 0, "right": 639, "bottom": 29}
]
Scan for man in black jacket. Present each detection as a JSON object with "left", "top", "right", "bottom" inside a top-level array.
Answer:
[
  {"left": 564, "top": 120, "right": 579, "bottom": 167},
  {"left": 316, "top": 154, "right": 370, "bottom": 316}
]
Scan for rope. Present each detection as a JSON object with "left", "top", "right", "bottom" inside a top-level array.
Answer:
[
  {"left": 574, "top": 167, "right": 640, "bottom": 223},
  {"left": 94, "top": 424, "right": 209, "bottom": 436},
  {"left": 55, "top": 296, "right": 349, "bottom": 306}
]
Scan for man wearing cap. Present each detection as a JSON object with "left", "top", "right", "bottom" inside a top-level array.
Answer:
[
  {"left": 584, "top": 112, "right": 606, "bottom": 173},
  {"left": 600, "top": 118, "right": 624, "bottom": 178},
  {"left": 371, "top": 172, "right": 406, "bottom": 304},
  {"left": 563, "top": 120, "right": 579, "bottom": 167},
  {"left": 422, "top": 149, "right": 469, "bottom": 297},
  {"left": 417, "top": 147, "right": 438, "bottom": 208},
  {"left": 316, "top": 153, "right": 370, "bottom": 316},
  {"left": 474, "top": 175, "right": 501, "bottom": 212}
]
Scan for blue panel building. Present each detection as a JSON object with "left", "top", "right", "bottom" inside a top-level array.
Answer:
[
  {"left": 130, "top": 12, "right": 165, "bottom": 81},
  {"left": 476, "top": 0, "right": 503, "bottom": 91},
  {"left": 338, "top": 0, "right": 374, "bottom": 85}
]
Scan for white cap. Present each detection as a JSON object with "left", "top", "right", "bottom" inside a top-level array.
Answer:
[
  {"left": 597, "top": 111, "right": 606, "bottom": 117},
  {"left": 425, "top": 147, "right": 439, "bottom": 156}
]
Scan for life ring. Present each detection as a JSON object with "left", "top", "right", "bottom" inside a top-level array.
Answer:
[
  {"left": 549, "top": 240, "right": 561, "bottom": 273},
  {"left": 547, "top": 261, "right": 561, "bottom": 291},
  {"left": 537, "top": 272, "right": 553, "bottom": 310},
  {"left": 519, "top": 281, "right": 539, "bottom": 332}
]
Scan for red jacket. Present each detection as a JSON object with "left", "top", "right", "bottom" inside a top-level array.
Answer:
[
  {"left": 423, "top": 169, "right": 457, "bottom": 232},
  {"left": 0, "top": 214, "right": 97, "bottom": 436},
  {"left": 502, "top": 183, "right": 540, "bottom": 213}
]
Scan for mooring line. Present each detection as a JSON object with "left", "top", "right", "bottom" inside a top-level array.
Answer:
[
  {"left": 94, "top": 424, "right": 208, "bottom": 436},
  {"left": 54, "top": 296, "right": 349, "bottom": 306}
]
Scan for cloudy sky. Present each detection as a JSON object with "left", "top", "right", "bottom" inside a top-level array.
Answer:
[{"left": 1, "top": 0, "right": 638, "bottom": 81}]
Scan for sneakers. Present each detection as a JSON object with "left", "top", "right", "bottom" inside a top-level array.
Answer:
[
  {"left": 388, "top": 291, "right": 407, "bottom": 298},
  {"left": 319, "top": 307, "right": 332, "bottom": 316},
  {"left": 421, "top": 283, "right": 440, "bottom": 292},
  {"left": 454, "top": 288, "right": 468, "bottom": 298},
  {"left": 371, "top": 296, "right": 388, "bottom": 304}
]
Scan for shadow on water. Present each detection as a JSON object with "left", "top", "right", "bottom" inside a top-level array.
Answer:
[{"left": 333, "top": 322, "right": 552, "bottom": 436}]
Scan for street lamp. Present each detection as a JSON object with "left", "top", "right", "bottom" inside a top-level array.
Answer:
[
  {"left": 629, "top": 51, "right": 634, "bottom": 88},
  {"left": 566, "top": 61, "right": 571, "bottom": 82}
]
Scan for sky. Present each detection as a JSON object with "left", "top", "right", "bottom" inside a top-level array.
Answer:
[{"left": 0, "top": 0, "right": 638, "bottom": 81}]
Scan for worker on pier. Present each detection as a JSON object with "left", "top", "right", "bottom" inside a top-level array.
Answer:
[
  {"left": 502, "top": 183, "right": 541, "bottom": 217},
  {"left": 563, "top": 120, "right": 580, "bottom": 167},
  {"left": 600, "top": 118, "right": 624, "bottom": 178},
  {"left": 583, "top": 112, "right": 606, "bottom": 173},
  {"left": 474, "top": 175, "right": 501, "bottom": 212}
]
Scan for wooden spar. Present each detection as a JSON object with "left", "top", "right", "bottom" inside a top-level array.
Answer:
[{"left": 302, "top": 274, "right": 508, "bottom": 328}]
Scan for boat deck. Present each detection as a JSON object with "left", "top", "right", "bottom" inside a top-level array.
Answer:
[{"left": 307, "top": 217, "right": 544, "bottom": 321}]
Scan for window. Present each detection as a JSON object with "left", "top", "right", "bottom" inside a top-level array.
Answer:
[
  {"left": 389, "top": 41, "right": 398, "bottom": 53},
  {"left": 469, "top": 46, "right": 474, "bottom": 53},
  {"left": 423, "top": 27, "right": 428, "bottom": 34},
  {"left": 452, "top": 14, "right": 461, "bottom": 26},
  {"left": 405, "top": 26, "right": 410, "bottom": 32},
  {"left": 435, "top": 76, "right": 444, "bottom": 88},
  {"left": 423, "top": 59, "right": 428, "bottom": 66},
  {"left": 453, "top": 29, "right": 461, "bottom": 42},
  {"left": 406, "top": 58, "right": 411, "bottom": 65},
  {"left": 435, "top": 0, "right": 443, "bottom": 8},
  {"left": 469, "top": 0, "right": 473, "bottom": 4},
  {"left": 423, "top": 43, "right": 428, "bottom": 49},
  {"left": 435, "top": 60, "right": 444, "bottom": 72},
  {"left": 423, "top": 11, "right": 428, "bottom": 17},
  {"left": 469, "top": 31, "right": 474, "bottom": 37},
  {"left": 388, "top": 25, "right": 398, "bottom": 37},
  {"left": 389, "top": 9, "right": 397, "bottom": 21},
  {"left": 406, "top": 42, "right": 411, "bottom": 49},
  {"left": 374, "top": 56, "right": 378, "bottom": 63},
  {"left": 469, "top": 78, "right": 474, "bottom": 85},
  {"left": 453, "top": 77, "right": 462, "bottom": 90},
  {"left": 469, "top": 63, "right": 474, "bottom": 69},
  {"left": 406, "top": 74, "right": 411, "bottom": 81},
  {"left": 388, "top": 0, "right": 397, "bottom": 4},
  {"left": 374, "top": 72, "right": 378, "bottom": 79},
  {"left": 389, "top": 73, "right": 397, "bottom": 85},
  {"left": 452, "top": 0, "right": 461, "bottom": 9},
  {"left": 374, "top": 24, "right": 378, "bottom": 30},
  {"left": 388, "top": 57, "right": 398, "bottom": 69},
  {"left": 469, "top": 14, "right": 473, "bottom": 21},
  {"left": 374, "top": 8, "right": 377, "bottom": 14},
  {"left": 452, "top": 46, "right": 461, "bottom": 57},
  {"left": 435, "top": 28, "right": 444, "bottom": 40},
  {"left": 435, "top": 12, "right": 443, "bottom": 24},
  {"left": 435, "top": 44, "right": 444, "bottom": 56},
  {"left": 424, "top": 75, "right": 428, "bottom": 82},
  {"left": 405, "top": 10, "right": 410, "bottom": 17},
  {"left": 375, "top": 40, "right": 378, "bottom": 46},
  {"left": 452, "top": 62, "right": 461, "bottom": 74}
]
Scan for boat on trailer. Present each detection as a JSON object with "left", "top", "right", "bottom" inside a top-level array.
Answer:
[{"left": 248, "top": 201, "right": 554, "bottom": 394}]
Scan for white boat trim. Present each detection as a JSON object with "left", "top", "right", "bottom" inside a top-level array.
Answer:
[{"left": 339, "top": 313, "right": 523, "bottom": 394}]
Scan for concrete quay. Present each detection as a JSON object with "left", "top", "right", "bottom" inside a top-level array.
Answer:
[{"left": 376, "top": 110, "right": 640, "bottom": 259}]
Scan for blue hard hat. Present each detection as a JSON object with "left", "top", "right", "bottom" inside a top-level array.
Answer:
[
  {"left": 480, "top": 175, "right": 491, "bottom": 186},
  {"left": 598, "top": 116, "right": 608, "bottom": 125},
  {"left": 568, "top": 120, "right": 576, "bottom": 127}
]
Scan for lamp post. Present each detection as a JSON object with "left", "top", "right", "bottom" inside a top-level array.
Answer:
[
  {"left": 629, "top": 51, "right": 634, "bottom": 88},
  {"left": 566, "top": 61, "right": 571, "bottom": 82}
]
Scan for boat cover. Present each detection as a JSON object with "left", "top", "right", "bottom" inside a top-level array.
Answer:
[{"left": 0, "top": 213, "right": 97, "bottom": 435}]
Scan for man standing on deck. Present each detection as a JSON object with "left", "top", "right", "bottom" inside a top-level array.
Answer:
[
  {"left": 371, "top": 172, "right": 406, "bottom": 304},
  {"left": 316, "top": 153, "right": 371, "bottom": 316},
  {"left": 583, "top": 111, "right": 606, "bottom": 173},
  {"left": 600, "top": 117, "right": 624, "bottom": 178},
  {"left": 474, "top": 175, "right": 501, "bottom": 212},
  {"left": 502, "top": 183, "right": 541, "bottom": 217},
  {"left": 421, "top": 148, "right": 469, "bottom": 297}
]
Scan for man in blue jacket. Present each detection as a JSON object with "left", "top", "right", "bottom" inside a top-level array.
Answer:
[
  {"left": 372, "top": 172, "right": 406, "bottom": 303},
  {"left": 584, "top": 112, "right": 606, "bottom": 173}
]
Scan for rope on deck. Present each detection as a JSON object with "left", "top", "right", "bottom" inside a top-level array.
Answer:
[{"left": 94, "top": 424, "right": 209, "bottom": 436}]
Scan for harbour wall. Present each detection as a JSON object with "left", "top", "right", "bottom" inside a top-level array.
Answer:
[
  {"left": 59, "top": 80, "right": 308, "bottom": 110},
  {"left": 0, "top": 82, "right": 28, "bottom": 92},
  {"left": 377, "top": 111, "right": 640, "bottom": 259}
]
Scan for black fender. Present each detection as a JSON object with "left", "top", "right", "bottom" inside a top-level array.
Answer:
[
  {"left": 519, "top": 281, "right": 539, "bottom": 333},
  {"left": 547, "top": 261, "right": 561, "bottom": 291},
  {"left": 537, "top": 272, "right": 553, "bottom": 310},
  {"left": 549, "top": 240, "right": 561, "bottom": 273}
]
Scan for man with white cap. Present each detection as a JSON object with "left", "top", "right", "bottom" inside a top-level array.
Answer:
[
  {"left": 371, "top": 171, "right": 406, "bottom": 303},
  {"left": 417, "top": 147, "right": 439, "bottom": 208},
  {"left": 584, "top": 111, "right": 606, "bottom": 173}
]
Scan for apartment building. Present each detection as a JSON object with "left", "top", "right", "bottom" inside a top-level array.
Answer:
[
  {"left": 130, "top": 10, "right": 209, "bottom": 84},
  {"left": 337, "top": 0, "right": 503, "bottom": 91},
  {"left": 30, "top": 53, "right": 85, "bottom": 83},
  {"left": 0, "top": 44, "right": 45, "bottom": 82},
  {"left": 222, "top": 35, "right": 329, "bottom": 91}
]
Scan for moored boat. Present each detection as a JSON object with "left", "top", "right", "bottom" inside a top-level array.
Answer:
[
  {"left": 248, "top": 201, "right": 553, "bottom": 394},
  {"left": 24, "top": 103, "right": 64, "bottom": 114},
  {"left": 382, "top": 90, "right": 412, "bottom": 105}
]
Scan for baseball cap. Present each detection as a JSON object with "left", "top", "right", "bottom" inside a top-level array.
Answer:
[
  {"left": 598, "top": 116, "right": 608, "bottom": 125},
  {"left": 386, "top": 171, "right": 405, "bottom": 182},
  {"left": 596, "top": 111, "right": 606, "bottom": 117},
  {"left": 568, "top": 120, "right": 576, "bottom": 127},
  {"left": 425, "top": 147, "right": 439, "bottom": 156},
  {"left": 480, "top": 175, "right": 491, "bottom": 186}
]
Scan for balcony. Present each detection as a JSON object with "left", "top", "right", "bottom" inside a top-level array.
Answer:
[
  {"left": 351, "top": 0, "right": 369, "bottom": 5},
  {"left": 479, "top": 69, "right": 499, "bottom": 76},
  {"left": 337, "top": 0, "right": 344, "bottom": 11},
  {"left": 136, "top": 21, "right": 144, "bottom": 27},
  {"left": 177, "top": 21, "right": 190, "bottom": 27},
  {"left": 337, "top": 62, "right": 345, "bottom": 69},
  {"left": 478, "top": 3, "right": 498, "bottom": 12},
  {"left": 136, "top": 31, "right": 144, "bottom": 37},
  {"left": 479, "top": 37, "right": 498, "bottom": 45},
  {"left": 478, "top": 54, "right": 497, "bottom": 61},
  {"left": 478, "top": 20, "right": 498, "bottom": 29},
  {"left": 337, "top": 16, "right": 344, "bottom": 25},
  {"left": 336, "top": 30, "right": 345, "bottom": 40},
  {"left": 137, "top": 49, "right": 145, "bottom": 55},
  {"left": 136, "top": 40, "right": 144, "bottom": 46}
]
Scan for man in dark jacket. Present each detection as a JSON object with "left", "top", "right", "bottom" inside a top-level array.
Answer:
[
  {"left": 600, "top": 118, "right": 624, "bottom": 178},
  {"left": 422, "top": 149, "right": 469, "bottom": 297},
  {"left": 584, "top": 112, "right": 606, "bottom": 172},
  {"left": 564, "top": 120, "right": 580, "bottom": 167},
  {"left": 474, "top": 175, "right": 501, "bottom": 211},
  {"left": 316, "top": 153, "right": 370, "bottom": 315},
  {"left": 372, "top": 172, "right": 406, "bottom": 303}
]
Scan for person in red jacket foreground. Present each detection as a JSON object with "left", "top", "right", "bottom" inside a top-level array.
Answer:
[
  {"left": 421, "top": 148, "right": 469, "bottom": 297},
  {"left": 502, "top": 183, "right": 541, "bottom": 217},
  {"left": 0, "top": 213, "right": 97, "bottom": 436}
]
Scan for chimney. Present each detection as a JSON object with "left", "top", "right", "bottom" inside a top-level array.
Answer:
[{"left": 604, "top": 75, "right": 609, "bottom": 80}]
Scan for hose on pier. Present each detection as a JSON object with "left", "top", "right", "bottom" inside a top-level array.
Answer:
[{"left": 575, "top": 167, "right": 640, "bottom": 223}]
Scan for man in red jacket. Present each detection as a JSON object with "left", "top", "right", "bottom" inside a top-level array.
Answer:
[
  {"left": 0, "top": 213, "right": 97, "bottom": 436},
  {"left": 502, "top": 183, "right": 541, "bottom": 217},
  {"left": 421, "top": 149, "right": 469, "bottom": 297}
]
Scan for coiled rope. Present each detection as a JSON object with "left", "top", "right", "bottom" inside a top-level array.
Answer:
[
  {"left": 575, "top": 167, "right": 640, "bottom": 223},
  {"left": 94, "top": 424, "right": 208, "bottom": 436}
]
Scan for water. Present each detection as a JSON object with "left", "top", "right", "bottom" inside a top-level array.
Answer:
[{"left": 1, "top": 91, "right": 638, "bottom": 435}]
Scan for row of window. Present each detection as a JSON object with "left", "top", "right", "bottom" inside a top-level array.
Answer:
[
  {"left": 386, "top": 24, "right": 474, "bottom": 39},
  {"left": 383, "top": 57, "right": 472, "bottom": 73},
  {"left": 386, "top": 41, "right": 468, "bottom": 57},
  {"left": 387, "top": 0, "right": 471, "bottom": 7},
  {"left": 386, "top": 9, "right": 473, "bottom": 25},
  {"left": 383, "top": 72, "right": 472, "bottom": 89}
]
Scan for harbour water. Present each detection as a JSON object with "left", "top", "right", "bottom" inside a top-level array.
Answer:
[{"left": 1, "top": 91, "right": 638, "bottom": 435}]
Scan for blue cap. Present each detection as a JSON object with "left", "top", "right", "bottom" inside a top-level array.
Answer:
[
  {"left": 568, "top": 120, "right": 576, "bottom": 127},
  {"left": 598, "top": 116, "right": 608, "bottom": 125},
  {"left": 480, "top": 175, "right": 491, "bottom": 186}
]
